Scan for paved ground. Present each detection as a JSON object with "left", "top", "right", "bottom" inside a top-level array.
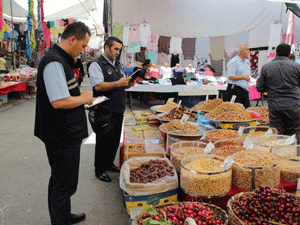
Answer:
[{"left": 0, "top": 77, "right": 266, "bottom": 225}]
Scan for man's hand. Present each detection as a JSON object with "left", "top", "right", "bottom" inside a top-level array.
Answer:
[
  {"left": 243, "top": 74, "right": 250, "bottom": 82},
  {"left": 118, "top": 77, "right": 132, "bottom": 87},
  {"left": 81, "top": 90, "right": 93, "bottom": 104}
]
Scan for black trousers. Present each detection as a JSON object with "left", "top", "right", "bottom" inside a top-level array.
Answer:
[
  {"left": 95, "top": 113, "right": 124, "bottom": 173},
  {"left": 269, "top": 107, "right": 300, "bottom": 144},
  {"left": 45, "top": 140, "right": 82, "bottom": 225},
  {"left": 225, "top": 83, "right": 250, "bottom": 108}
]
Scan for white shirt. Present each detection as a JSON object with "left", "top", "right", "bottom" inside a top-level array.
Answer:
[
  {"left": 139, "top": 24, "right": 151, "bottom": 47},
  {"left": 159, "top": 66, "right": 173, "bottom": 79}
]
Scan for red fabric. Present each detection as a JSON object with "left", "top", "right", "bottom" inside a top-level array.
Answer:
[
  {"left": 119, "top": 132, "right": 126, "bottom": 168},
  {"left": 0, "top": 82, "right": 28, "bottom": 95},
  {"left": 73, "top": 69, "right": 79, "bottom": 80}
]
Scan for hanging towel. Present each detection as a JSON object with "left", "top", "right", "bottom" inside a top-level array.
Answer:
[
  {"left": 169, "top": 37, "right": 182, "bottom": 54},
  {"left": 147, "top": 34, "right": 159, "bottom": 52},
  {"left": 237, "top": 31, "right": 249, "bottom": 45},
  {"left": 210, "top": 36, "right": 225, "bottom": 61},
  {"left": 195, "top": 37, "right": 210, "bottom": 60},
  {"left": 158, "top": 36, "right": 171, "bottom": 54},
  {"left": 224, "top": 33, "right": 238, "bottom": 57},
  {"left": 128, "top": 41, "right": 141, "bottom": 53},
  {"left": 128, "top": 26, "right": 140, "bottom": 42},
  {"left": 182, "top": 38, "right": 196, "bottom": 60},
  {"left": 122, "top": 26, "right": 130, "bottom": 46},
  {"left": 147, "top": 50, "right": 156, "bottom": 64},
  {"left": 112, "top": 25, "right": 123, "bottom": 41},
  {"left": 139, "top": 23, "right": 151, "bottom": 47}
]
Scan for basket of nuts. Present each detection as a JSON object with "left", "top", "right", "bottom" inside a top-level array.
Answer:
[
  {"left": 212, "top": 139, "right": 245, "bottom": 158},
  {"left": 170, "top": 141, "right": 208, "bottom": 173},
  {"left": 202, "top": 129, "right": 240, "bottom": 143},
  {"left": 276, "top": 155, "right": 300, "bottom": 183},
  {"left": 135, "top": 201, "right": 228, "bottom": 225},
  {"left": 239, "top": 126, "right": 278, "bottom": 141},
  {"left": 180, "top": 154, "right": 232, "bottom": 198},
  {"left": 120, "top": 157, "right": 178, "bottom": 196},
  {"left": 230, "top": 150, "right": 280, "bottom": 191}
]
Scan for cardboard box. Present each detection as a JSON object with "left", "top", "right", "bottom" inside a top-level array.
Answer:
[
  {"left": 124, "top": 188, "right": 178, "bottom": 220},
  {"left": 217, "top": 121, "right": 257, "bottom": 129},
  {"left": 125, "top": 152, "right": 166, "bottom": 161}
]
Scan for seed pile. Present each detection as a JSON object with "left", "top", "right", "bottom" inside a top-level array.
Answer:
[
  {"left": 204, "top": 130, "right": 239, "bottom": 143},
  {"left": 192, "top": 98, "right": 223, "bottom": 111},
  {"left": 247, "top": 106, "right": 269, "bottom": 125},
  {"left": 205, "top": 102, "right": 252, "bottom": 121},
  {"left": 213, "top": 141, "right": 245, "bottom": 158},
  {"left": 159, "top": 106, "right": 197, "bottom": 121},
  {"left": 161, "top": 119, "right": 199, "bottom": 133},
  {"left": 278, "top": 159, "right": 300, "bottom": 183},
  {"left": 181, "top": 157, "right": 232, "bottom": 197},
  {"left": 130, "top": 159, "right": 175, "bottom": 183},
  {"left": 156, "top": 102, "right": 178, "bottom": 112}
]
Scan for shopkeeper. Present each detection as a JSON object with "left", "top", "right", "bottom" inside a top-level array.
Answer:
[{"left": 226, "top": 43, "right": 251, "bottom": 108}]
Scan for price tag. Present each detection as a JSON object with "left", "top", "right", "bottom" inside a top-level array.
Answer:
[
  {"left": 200, "top": 134, "right": 206, "bottom": 140},
  {"left": 243, "top": 137, "right": 253, "bottom": 150},
  {"left": 181, "top": 114, "right": 189, "bottom": 125},
  {"left": 238, "top": 127, "right": 244, "bottom": 136},
  {"left": 221, "top": 156, "right": 234, "bottom": 170},
  {"left": 204, "top": 142, "right": 214, "bottom": 154},
  {"left": 230, "top": 95, "right": 237, "bottom": 104},
  {"left": 167, "top": 98, "right": 174, "bottom": 103},
  {"left": 285, "top": 134, "right": 296, "bottom": 145},
  {"left": 130, "top": 208, "right": 144, "bottom": 220},
  {"left": 178, "top": 100, "right": 182, "bottom": 108}
]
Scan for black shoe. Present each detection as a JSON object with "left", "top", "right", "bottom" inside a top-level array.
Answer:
[
  {"left": 70, "top": 213, "right": 86, "bottom": 224},
  {"left": 108, "top": 165, "right": 120, "bottom": 172},
  {"left": 95, "top": 172, "right": 112, "bottom": 182}
]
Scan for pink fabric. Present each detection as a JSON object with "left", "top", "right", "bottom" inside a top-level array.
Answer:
[
  {"left": 128, "top": 26, "right": 141, "bottom": 42},
  {"left": 285, "top": 12, "right": 294, "bottom": 46},
  {"left": 204, "top": 71, "right": 214, "bottom": 76},
  {"left": 149, "top": 66, "right": 159, "bottom": 78},
  {"left": 147, "top": 34, "right": 160, "bottom": 52},
  {"left": 0, "top": 1, "right": 3, "bottom": 30}
]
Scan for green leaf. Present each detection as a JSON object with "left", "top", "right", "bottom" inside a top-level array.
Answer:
[
  {"left": 163, "top": 211, "right": 167, "bottom": 220},
  {"left": 149, "top": 220, "right": 162, "bottom": 224},
  {"left": 146, "top": 207, "right": 159, "bottom": 215}
]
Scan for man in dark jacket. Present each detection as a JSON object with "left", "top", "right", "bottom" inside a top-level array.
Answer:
[
  {"left": 34, "top": 22, "right": 93, "bottom": 225},
  {"left": 256, "top": 43, "right": 300, "bottom": 143},
  {"left": 89, "top": 37, "right": 134, "bottom": 182}
]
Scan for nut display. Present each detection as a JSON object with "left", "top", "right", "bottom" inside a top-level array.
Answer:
[
  {"left": 192, "top": 98, "right": 223, "bottom": 112},
  {"left": 277, "top": 157, "right": 300, "bottom": 183},
  {"left": 155, "top": 101, "right": 178, "bottom": 112},
  {"left": 160, "top": 119, "right": 199, "bottom": 133},
  {"left": 230, "top": 150, "right": 280, "bottom": 190},
  {"left": 130, "top": 159, "right": 175, "bottom": 183},
  {"left": 247, "top": 106, "right": 269, "bottom": 124},
  {"left": 170, "top": 141, "right": 207, "bottom": 172},
  {"left": 252, "top": 135, "right": 297, "bottom": 157},
  {"left": 181, "top": 154, "right": 232, "bottom": 197},
  {"left": 203, "top": 129, "right": 240, "bottom": 143},
  {"left": 125, "top": 144, "right": 145, "bottom": 154},
  {"left": 159, "top": 106, "right": 197, "bottom": 121},
  {"left": 240, "top": 126, "right": 278, "bottom": 141},
  {"left": 213, "top": 139, "right": 245, "bottom": 158},
  {"left": 205, "top": 102, "right": 252, "bottom": 121}
]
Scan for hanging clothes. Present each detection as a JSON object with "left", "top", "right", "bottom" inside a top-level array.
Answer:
[
  {"left": 112, "top": 25, "right": 123, "bottom": 41},
  {"left": 128, "top": 26, "right": 141, "bottom": 42},
  {"left": 210, "top": 58, "right": 223, "bottom": 76},
  {"left": 135, "top": 48, "right": 146, "bottom": 62},
  {"left": 128, "top": 41, "right": 141, "bottom": 53},
  {"left": 169, "top": 37, "right": 182, "bottom": 54},
  {"left": 182, "top": 38, "right": 196, "bottom": 60},
  {"left": 147, "top": 34, "right": 159, "bottom": 52},
  {"left": 170, "top": 54, "right": 179, "bottom": 67},
  {"left": 122, "top": 25, "right": 130, "bottom": 46},
  {"left": 158, "top": 36, "right": 171, "bottom": 54},
  {"left": 268, "top": 23, "right": 282, "bottom": 55},
  {"left": 139, "top": 23, "right": 151, "bottom": 47},
  {"left": 237, "top": 31, "right": 249, "bottom": 45},
  {"left": 0, "top": 0, "right": 3, "bottom": 30},
  {"left": 224, "top": 33, "right": 238, "bottom": 57},
  {"left": 209, "top": 36, "right": 225, "bottom": 61},
  {"left": 157, "top": 52, "right": 169, "bottom": 65},
  {"left": 195, "top": 37, "right": 210, "bottom": 60},
  {"left": 147, "top": 50, "right": 156, "bottom": 64},
  {"left": 250, "top": 50, "right": 259, "bottom": 78}
]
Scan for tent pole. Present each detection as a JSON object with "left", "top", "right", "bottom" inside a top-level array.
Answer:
[{"left": 10, "top": 0, "right": 15, "bottom": 70}]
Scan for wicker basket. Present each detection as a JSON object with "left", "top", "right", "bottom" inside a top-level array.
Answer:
[
  {"left": 227, "top": 192, "right": 252, "bottom": 225},
  {"left": 134, "top": 201, "right": 228, "bottom": 225}
]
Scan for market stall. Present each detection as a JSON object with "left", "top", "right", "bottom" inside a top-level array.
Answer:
[{"left": 118, "top": 99, "right": 300, "bottom": 225}]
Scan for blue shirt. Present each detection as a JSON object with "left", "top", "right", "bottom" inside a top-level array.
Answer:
[
  {"left": 227, "top": 55, "right": 251, "bottom": 90},
  {"left": 44, "top": 62, "right": 70, "bottom": 103}
]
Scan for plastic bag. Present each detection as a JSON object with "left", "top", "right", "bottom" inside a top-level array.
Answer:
[
  {"left": 197, "top": 110, "right": 211, "bottom": 125},
  {"left": 120, "top": 156, "right": 178, "bottom": 196}
]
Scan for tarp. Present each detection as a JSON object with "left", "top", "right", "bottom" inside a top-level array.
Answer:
[{"left": 112, "top": 0, "right": 300, "bottom": 48}]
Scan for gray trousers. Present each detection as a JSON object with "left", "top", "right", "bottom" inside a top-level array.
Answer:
[{"left": 269, "top": 107, "right": 300, "bottom": 144}]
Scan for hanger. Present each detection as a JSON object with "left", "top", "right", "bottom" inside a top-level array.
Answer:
[{"left": 141, "top": 18, "right": 147, "bottom": 26}]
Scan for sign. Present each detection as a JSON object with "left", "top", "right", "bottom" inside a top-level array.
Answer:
[
  {"left": 204, "top": 142, "right": 214, "bottom": 154},
  {"left": 243, "top": 137, "right": 252, "bottom": 150},
  {"left": 285, "top": 134, "right": 296, "bottom": 145},
  {"left": 230, "top": 95, "right": 237, "bottom": 103},
  {"left": 167, "top": 98, "right": 174, "bottom": 103},
  {"left": 221, "top": 157, "right": 234, "bottom": 170},
  {"left": 178, "top": 100, "right": 182, "bottom": 108},
  {"left": 181, "top": 114, "right": 189, "bottom": 125},
  {"left": 238, "top": 127, "right": 244, "bottom": 136}
]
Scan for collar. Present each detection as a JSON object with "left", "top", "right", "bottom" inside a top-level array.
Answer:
[
  {"left": 53, "top": 44, "right": 75, "bottom": 67},
  {"left": 100, "top": 54, "right": 116, "bottom": 67}
]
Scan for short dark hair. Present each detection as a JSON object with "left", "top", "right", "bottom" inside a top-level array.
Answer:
[
  {"left": 142, "top": 59, "right": 152, "bottom": 68},
  {"left": 206, "top": 64, "right": 215, "bottom": 73},
  {"left": 104, "top": 37, "right": 123, "bottom": 49},
  {"left": 276, "top": 43, "right": 291, "bottom": 57},
  {"left": 61, "top": 21, "right": 91, "bottom": 41}
]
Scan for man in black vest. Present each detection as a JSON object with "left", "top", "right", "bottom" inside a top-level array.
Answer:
[
  {"left": 34, "top": 22, "right": 93, "bottom": 225},
  {"left": 89, "top": 37, "right": 134, "bottom": 182}
]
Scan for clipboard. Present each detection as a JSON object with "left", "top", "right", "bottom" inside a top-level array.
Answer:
[{"left": 85, "top": 96, "right": 109, "bottom": 110}]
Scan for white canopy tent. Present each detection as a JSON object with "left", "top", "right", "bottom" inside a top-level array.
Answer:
[{"left": 2, "top": 0, "right": 104, "bottom": 48}]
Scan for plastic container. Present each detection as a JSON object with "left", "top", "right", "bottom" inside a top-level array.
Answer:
[
  {"left": 170, "top": 141, "right": 208, "bottom": 173},
  {"left": 252, "top": 135, "right": 297, "bottom": 157},
  {"left": 166, "top": 130, "right": 203, "bottom": 156},
  {"left": 202, "top": 129, "right": 240, "bottom": 143},
  {"left": 213, "top": 139, "right": 245, "bottom": 158},
  {"left": 240, "top": 126, "right": 278, "bottom": 141},
  {"left": 230, "top": 150, "right": 280, "bottom": 190},
  {"left": 180, "top": 154, "right": 232, "bottom": 198}
]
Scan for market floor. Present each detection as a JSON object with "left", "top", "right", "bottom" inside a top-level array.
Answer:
[{"left": 0, "top": 77, "right": 267, "bottom": 225}]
